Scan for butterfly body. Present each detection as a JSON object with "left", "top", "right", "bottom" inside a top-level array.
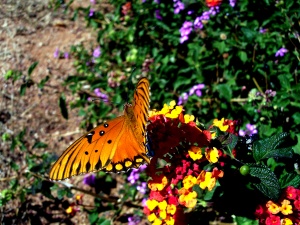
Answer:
[{"left": 49, "top": 78, "right": 150, "bottom": 180}]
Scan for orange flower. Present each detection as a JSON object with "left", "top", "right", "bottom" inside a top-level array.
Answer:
[{"left": 206, "top": 0, "right": 222, "bottom": 7}]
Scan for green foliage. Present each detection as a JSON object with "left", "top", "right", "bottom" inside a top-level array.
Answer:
[{"left": 253, "top": 132, "right": 293, "bottom": 162}]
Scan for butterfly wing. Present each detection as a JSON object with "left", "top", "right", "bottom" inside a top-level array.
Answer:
[
  {"left": 132, "top": 77, "right": 150, "bottom": 140},
  {"left": 49, "top": 77, "right": 151, "bottom": 180},
  {"left": 103, "top": 77, "right": 151, "bottom": 172}
]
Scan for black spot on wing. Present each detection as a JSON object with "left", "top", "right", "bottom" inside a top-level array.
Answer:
[
  {"left": 95, "top": 159, "right": 102, "bottom": 170},
  {"left": 76, "top": 161, "right": 81, "bottom": 176},
  {"left": 104, "top": 123, "right": 109, "bottom": 128},
  {"left": 86, "top": 161, "right": 91, "bottom": 172},
  {"left": 100, "top": 130, "right": 105, "bottom": 136}
]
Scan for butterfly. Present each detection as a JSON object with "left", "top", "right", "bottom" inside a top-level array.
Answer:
[{"left": 49, "top": 77, "right": 151, "bottom": 180}]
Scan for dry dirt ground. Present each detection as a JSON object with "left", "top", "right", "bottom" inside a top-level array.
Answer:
[{"left": 0, "top": 0, "right": 122, "bottom": 224}]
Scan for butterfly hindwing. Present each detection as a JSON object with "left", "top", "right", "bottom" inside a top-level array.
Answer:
[{"left": 49, "top": 77, "right": 151, "bottom": 180}]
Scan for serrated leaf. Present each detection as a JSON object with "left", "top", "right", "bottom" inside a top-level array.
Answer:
[
  {"left": 249, "top": 164, "right": 280, "bottom": 200},
  {"left": 279, "top": 173, "right": 300, "bottom": 188},
  {"left": 253, "top": 133, "right": 293, "bottom": 162},
  {"left": 27, "top": 61, "right": 39, "bottom": 76}
]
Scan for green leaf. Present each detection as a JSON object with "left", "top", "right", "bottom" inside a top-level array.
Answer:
[
  {"left": 293, "top": 134, "right": 300, "bottom": 155},
  {"left": 38, "top": 75, "right": 50, "bottom": 89},
  {"left": 20, "top": 83, "right": 27, "bottom": 96},
  {"left": 89, "top": 212, "right": 99, "bottom": 224},
  {"left": 216, "top": 84, "right": 232, "bottom": 102},
  {"left": 236, "top": 216, "right": 258, "bottom": 225},
  {"left": 59, "top": 93, "right": 69, "bottom": 120},
  {"left": 32, "top": 141, "right": 48, "bottom": 149},
  {"left": 279, "top": 173, "right": 300, "bottom": 189},
  {"left": 238, "top": 51, "right": 248, "bottom": 63},
  {"left": 27, "top": 61, "right": 39, "bottom": 76},
  {"left": 0, "top": 189, "right": 14, "bottom": 206},
  {"left": 253, "top": 133, "right": 293, "bottom": 162},
  {"left": 249, "top": 164, "right": 280, "bottom": 200}
]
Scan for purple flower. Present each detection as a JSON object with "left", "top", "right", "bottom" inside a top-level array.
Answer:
[
  {"left": 127, "top": 169, "right": 140, "bottom": 184},
  {"left": 128, "top": 215, "right": 141, "bottom": 225},
  {"left": 259, "top": 27, "right": 267, "bottom": 34},
  {"left": 275, "top": 47, "right": 288, "bottom": 57},
  {"left": 194, "top": 7, "right": 219, "bottom": 30},
  {"left": 179, "top": 21, "right": 193, "bottom": 43},
  {"left": 155, "top": 9, "right": 162, "bottom": 20},
  {"left": 265, "top": 89, "right": 276, "bottom": 97},
  {"left": 178, "top": 92, "right": 189, "bottom": 105},
  {"left": 53, "top": 47, "right": 59, "bottom": 58},
  {"left": 93, "top": 46, "right": 101, "bottom": 58},
  {"left": 83, "top": 173, "right": 96, "bottom": 186},
  {"left": 127, "top": 164, "right": 147, "bottom": 184},
  {"left": 90, "top": 0, "right": 96, "bottom": 4},
  {"left": 64, "top": 52, "right": 69, "bottom": 59},
  {"left": 154, "top": 0, "right": 160, "bottom": 3},
  {"left": 229, "top": 0, "right": 236, "bottom": 7},
  {"left": 239, "top": 123, "right": 258, "bottom": 136},
  {"left": 174, "top": 0, "right": 184, "bottom": 14},
  {"left": 194, "top": 17, "right": 203, "bottom": 29},
  {"left": 89, "top": 8, "right": 95, "bottom": 17},
  {"left": 189, "top": 84, "right": 205, "bottom": 97},
  {"left": 136, "top": 182, "right": 147, "bottom": 194},
  {"left": 94, "top": 88, "right": 109, "bottom": 102}
]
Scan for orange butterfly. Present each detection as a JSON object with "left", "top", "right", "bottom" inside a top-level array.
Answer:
[{"left": 49, "top": 77, "right": 151, "bottom": 180}]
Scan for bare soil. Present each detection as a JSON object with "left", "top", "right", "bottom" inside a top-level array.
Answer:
[{"left": 0, "top": 0, "right": 105, "bottom": 224}]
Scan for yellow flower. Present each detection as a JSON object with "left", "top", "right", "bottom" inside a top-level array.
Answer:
[
  {"left": 65, "top": 206, "right": 73, "bottom": 214},
  {"left": 149, "top": 101, "right": 177, "bottom": 117},
  {"left": 165, "top": 216, "right": 175, "bottom": 225},
  {"left": 178, "top": 188, "right": 197, "bottom": 208},
  {"left": 182, "top": 175, "right": 197, "bottom": 189},
  {"left": 205, "top": 147, "right": 219, "bottom": 163},
  {"left": 188, "top": 146, "right": 203, "bottom": 161},
  {"left": 281, "top": 199, "right": 293, "bottom": 215},
  {"left": 184, "top": 114, "right": 195, "bottom": 123},
  {"left": 166, "top": 106, "right": 183, "bottom": 118},
  {"left": 213, "top": 118, "right": 229, "bottom": 132},
  {"left": 266, "top": 200, "right": 281, "bottom": 214},
  {"left": 197, "top": 171, "right": 216, "bottom": 191},
  {"left": 158, "top": 200, "right": 167, "bottom": 211},
  {"left": 148, "top": 213, "right": 157, "bottom": 222},
  {"left": 282, "top": 218, "right": 293, "bottom": 225},
  {"left": 146, "top": 199, "right": 158, "bottom": 211},
  {"left": 167, "top": 204, "right": 176, "bottom": 215},
  {"left": 159, "top": 209, "right": 167, "bottom": 220},
  {"left": 148, "top": 176, "right": 168, "bottom": 191},
  {"left": 153, "top": 218, "right": 163, "bottom": 225}
]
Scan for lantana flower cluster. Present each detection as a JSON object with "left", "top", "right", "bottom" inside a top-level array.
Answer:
[
  {"left": 143, "top": 101, "right": 237, "bottom": 225},
  {"left": 255, "top": 186, "right": 300, "bottom": 225}
]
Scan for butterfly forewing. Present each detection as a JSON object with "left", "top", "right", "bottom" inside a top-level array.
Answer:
[
  {"left": 133, "top": 77, "right": 150, "bottom": 136},
  {"left": 49, "top": 77, "right": 151, "bottom": 180}
]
